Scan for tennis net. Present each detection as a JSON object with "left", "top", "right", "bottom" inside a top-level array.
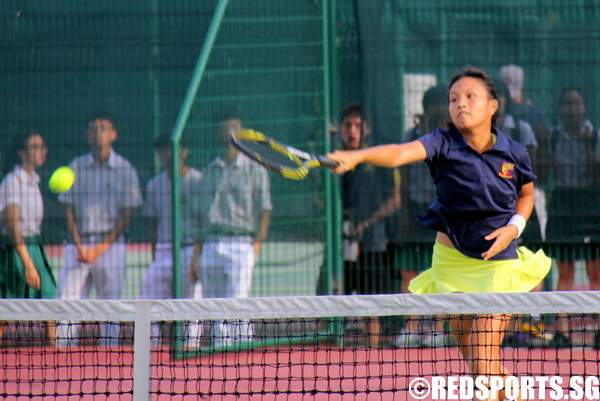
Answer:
[{"left": 1, "top": 292, "right": 599, "bottom": 400}]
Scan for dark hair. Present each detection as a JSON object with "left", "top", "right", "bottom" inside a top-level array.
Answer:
[
  {"left": 557, "top": 87, "right": 585, "bottom": 106},
  {"left": 448, "top": 66, "right": 499, "bottom": 127},
  {"left": 422, "top": 85, "right": 448, "bottom": 112},
  {"left": 340, "top": 104, "right": 364, "bottom": 123},
  {"left": 494, "top": 78, "right": 512, "bottom": 116},
  {"left": 213, "top": 107, "right": 243, "bottom": 125},
  {"left": 154, "top": 132, "right": 189, "bottom": 149},
  {"left": 2, "top": 130, "right": 42, "bottom": 174},
  {"left": 87, "top": 111, "right": 114, "bottom": 126}
]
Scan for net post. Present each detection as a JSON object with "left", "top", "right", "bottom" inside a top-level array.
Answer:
[
  {"left": 322, "top": 0, "right": 345, "bottom": 345},
  {"left": 170, "top": 0, "right": 230, "bottom": 299},
  {"left": 133, "top": 301, "right": 151, "bottom": 401}
]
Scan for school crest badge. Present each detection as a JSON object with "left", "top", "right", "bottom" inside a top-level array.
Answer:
[{"left": 498, "top": 162, "right": 515, "bottom": 179}]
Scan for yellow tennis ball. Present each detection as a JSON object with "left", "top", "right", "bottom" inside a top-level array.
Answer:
[{"left": 48, "top": 166, "right": 75, "bottom": 194}]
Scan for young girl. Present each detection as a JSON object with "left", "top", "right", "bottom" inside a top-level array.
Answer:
[
  {"left": 0, "top": 130, "right": 56, "bottom": 344},
  {"left": 328, "top": 67, "right": 551, "bottom": 401}
]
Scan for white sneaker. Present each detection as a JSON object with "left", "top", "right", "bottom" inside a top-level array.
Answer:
[{"left": 393, "top": 331, "right": 421, "bottom": 348}]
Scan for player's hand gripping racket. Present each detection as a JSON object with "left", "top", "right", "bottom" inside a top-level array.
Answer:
[{"left": 230, "top": 129, "right": 338, "bottom": 180}]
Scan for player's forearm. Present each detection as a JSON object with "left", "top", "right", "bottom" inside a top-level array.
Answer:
[
  {"left": 354, "top": 145, "right": 404, "bottom": 167},
  {"left": 515, "top": 183, "right": 535, "bottom": 221},
  {"left": 357, "top": 141, "right": 426, "bottom": 168},
  {"left": 255, "top": 211, "right": 271, "bottom": 242}
]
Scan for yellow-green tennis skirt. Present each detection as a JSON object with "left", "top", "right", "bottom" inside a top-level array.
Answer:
[{"left": 408, "top": 242, "right": 551, "bottom": 294}]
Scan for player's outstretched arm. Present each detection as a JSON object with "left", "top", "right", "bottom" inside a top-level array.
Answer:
[{"left": 327, "top": 140, "right": 427, "bottom": 174}]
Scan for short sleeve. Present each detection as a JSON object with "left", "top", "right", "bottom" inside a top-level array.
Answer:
[
  {"left": 516, "top": 145, "right": 537, "bottom": 188},
  {"left": 120, "top": 165, "right": 143, "bottom": 209},
  {"left": 417, "top": 129, "right": 448, "bottom": 164},
  {"left": 0, "top": 173, "right": 21, "bottom": 211}
]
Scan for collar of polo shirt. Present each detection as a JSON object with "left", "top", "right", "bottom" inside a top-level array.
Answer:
[
  {"left": 14, "top": 165, "right": 40, "bottom": 185},
  {"left": 216, "top": 153, "right": 249, "bottom": 168},
  {"left": 85, "top": 150, "right": 118, "bottom": 168},
  {"left": 449, "top": 126, "right": 510, "bottom": 153}
]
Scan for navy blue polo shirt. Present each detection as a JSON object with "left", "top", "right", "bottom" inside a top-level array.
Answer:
[{"left": 417, "top": 127, "right": 536, "bottom": 260}]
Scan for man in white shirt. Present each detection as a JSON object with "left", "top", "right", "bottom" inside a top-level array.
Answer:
[
  {"left": 58, "top": 113, "right": 142, "bottom": 345},
  {"left": 192, "top": 116, "right": 271, "bottom": 346},
  {"left": 141, "top": 133, "right": 202, "bottom": 300}
]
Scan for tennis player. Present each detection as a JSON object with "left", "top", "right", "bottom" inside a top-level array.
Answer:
[{"left": 328, "top": 67, "right": 551, "bottom": 401}]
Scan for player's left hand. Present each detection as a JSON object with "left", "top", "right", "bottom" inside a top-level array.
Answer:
[{"left": 481, "top": 225, "right": 518, "bottom": 260}]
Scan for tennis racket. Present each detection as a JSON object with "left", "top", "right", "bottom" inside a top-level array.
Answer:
[{"left": 230, "top": 129, "right": 338, "bottom": 180}]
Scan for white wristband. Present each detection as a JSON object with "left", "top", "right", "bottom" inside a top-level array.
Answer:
[{"left": 508, "top": 214, "right": 526, "bottom": 238}]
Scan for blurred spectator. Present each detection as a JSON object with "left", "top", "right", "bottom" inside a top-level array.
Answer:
[
  {"left": 498, "top": 65, "right": 551, "bottom": 241},
  {"left": 495, "top": 80, "right": 549, "bottom": 347},
  {"left": 57, "top": 113, "right": 142, "bottom": 345},
  {"left": 547, "top": 88, "right": 600, "bottom": 346},
  {"left": 0, "top": 131, "right": 56, "bottom": 344},
  {"left": 498, "top": 64, "right": 552, "bottom": 141},
  {"left": 141, "top": 133, "right": 202, "bottom": 300},
  {"left": 495, "top": 79, "right": 545, "bottom": 244},
  {"left": 193, "top": 116, "right": 271, "bottom": 347},
  {"left": 141, "top": 134, "right": 203, "bottom": 343},
  {"left": 337, "top": 104, "right": 401, "bottom": 347},
  {"left": 394, "top": 85, "right": 448, "bottom": 347}
]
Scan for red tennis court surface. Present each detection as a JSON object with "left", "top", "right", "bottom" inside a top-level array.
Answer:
[{"left": 1, "top": 346, "right": 599, "bottom": 400}]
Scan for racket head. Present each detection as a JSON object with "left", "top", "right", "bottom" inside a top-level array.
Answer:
[{"left": 230, "top": 129, "right": 322, "bottom": 180}]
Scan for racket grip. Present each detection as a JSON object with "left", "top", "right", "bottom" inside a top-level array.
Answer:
[{"left": 317, "top": 155, "right": 339, "bottom": 168}]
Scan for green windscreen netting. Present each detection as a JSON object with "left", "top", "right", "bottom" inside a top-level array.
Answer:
[
  {"left": 0, "top": 1, "right": 331, "bottom": 299},
  {"left": 337, "top": 1, "right": 600, "bottom": 288},
  {"left": 1, "top": 1, "right": 599, "bottom": 303}
]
